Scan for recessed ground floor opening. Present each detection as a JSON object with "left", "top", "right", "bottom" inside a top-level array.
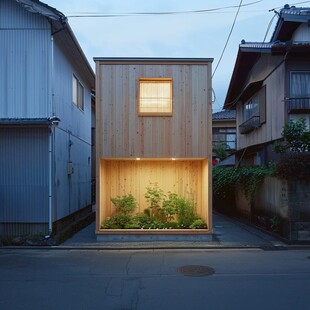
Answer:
[{"left": 96, "top": 158, "right": 212, "bottom": 241}]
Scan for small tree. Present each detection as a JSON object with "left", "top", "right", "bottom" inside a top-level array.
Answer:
[
  {"left": 213, "top": 144, "right": 229, "bottom": 161},
  {"left": 273, "top": 118, "right": 310, "bottom": 180},
  {"left": 273, "top": 118, "right": 310, "bottom": 153}
]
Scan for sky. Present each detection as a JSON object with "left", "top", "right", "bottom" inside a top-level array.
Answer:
[{"left": 45, "top": 0, "right": 310, "bottom": 112}]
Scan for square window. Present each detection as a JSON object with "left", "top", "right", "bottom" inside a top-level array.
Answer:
[{"left": 139, "top": 78, "right": 172, "bottom": 115}]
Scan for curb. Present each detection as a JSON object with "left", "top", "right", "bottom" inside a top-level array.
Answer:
[{"left": 1, "top": 243, "right": 309, "bottom": 251}]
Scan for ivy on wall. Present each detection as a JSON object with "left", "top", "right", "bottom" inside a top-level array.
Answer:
[{"left": 213, "top": 164, "right": 275, "bottom": 203}]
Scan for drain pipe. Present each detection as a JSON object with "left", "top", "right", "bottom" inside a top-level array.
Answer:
[
  {"left": 48, "top": 127, "right": 53, "bottom": 235},
  {"left": 47, "top": 35, "right": 55, "bottom": 236}
]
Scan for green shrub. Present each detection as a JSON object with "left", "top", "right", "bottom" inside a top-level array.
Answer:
[
  {"left": 144, "top": 184, "right": 165, "bottom": 220},
  {"left": 101, "top": 214, "right": 132, "bottom": 229},
  {"left": 175, "top": 197, "right": 197, "bottom": 228},
  {"left": 101, "top": 186, "right": 207, "bottom": 230},
  {"left": 273, "top": 118, "right": 310, "bottom": 153},
  {"left": 275, "top": 152, "right": 310, "bottom": 180},
  {"left": 111, "top": 194, "right": 137, "bottom": 214},
  {"left": 190, "top": 219, "right": 208, "bottom": 229}
]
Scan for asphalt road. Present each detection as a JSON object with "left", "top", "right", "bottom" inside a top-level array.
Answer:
[{"left": 1, "top": 248, "right": 310, "bottom": 310}]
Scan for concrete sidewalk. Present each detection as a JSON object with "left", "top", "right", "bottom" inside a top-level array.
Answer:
[{"left": 61, "top": 212, "right": 287, "bottom": 249}]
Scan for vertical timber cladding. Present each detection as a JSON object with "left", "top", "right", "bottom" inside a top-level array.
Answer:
[{"left": 95, "top": 58, "right": 213, "bottom": 232}]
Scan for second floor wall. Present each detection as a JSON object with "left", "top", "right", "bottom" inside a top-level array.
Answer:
[
  {"left": 95, "top": 59, "right": 213, "bottom": 158},
  {"left": 236, "top": 59, "right": 286, "bottom": 150},
  {"left": 0, "top": 0, "right": 52, "bottom": 118}
]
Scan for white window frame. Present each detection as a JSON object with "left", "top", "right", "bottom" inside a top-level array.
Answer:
[
  {"left": 72, "top": 74, "right": 84, "bottom": 111},
  {"left": 138, "top": 78, "right": 172, "bottom": 116}
]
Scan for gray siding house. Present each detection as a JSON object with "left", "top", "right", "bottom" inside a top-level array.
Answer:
[{"left": 0, "top": 0, "right": 95, "bottom": 237}]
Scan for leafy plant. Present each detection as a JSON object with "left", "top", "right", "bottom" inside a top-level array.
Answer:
[
  {"left": 162, "top": 193, "right": 178, "bottom": 222},
  {"left": 213, "top": 144, "right": 229, "bottom": 161},
  {"left": 175, "top": 197, "right": 197, "bottom": 228},
  {"left": 275, "top": 152, "right": 310, "bottom": 180},
  {"left": 213, "top": 163, "right": 275, "bottom": 202},
  {"left": 190, "top": 219, "right": 207, "bottom": 229},
  {"left": 144, "top": 184, "right": 166, "bottom": 220},
  {"left": 273, "top": 118, "right": 310, "bottom": 153},
  {"left": 101, "top": 186, "right": 207, "bottom": 230},
  {"left": 111, "top": 194, "right": 137, "bottom": 214},
  {"left": 101, "top": 214, "right": 132, "bottom": 229}
]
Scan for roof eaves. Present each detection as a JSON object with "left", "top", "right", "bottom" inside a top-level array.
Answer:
[
  {"left": 223, "top": 45, "right": 263, "bottom": 109},
  {"left": 15, "top": 0, "right": 67, "bottom": 24},
  {"left": 15, "top": 0, "right": 95, "bottom": 84},
  {"left": 271, "top": 6, "right": 310, "bottom": 41},
  {"left": 93, "top": 57, "right": 214, "bottom": 64},
  {"left": 0, "top": 117, "right": 60, "bottom": 127}
]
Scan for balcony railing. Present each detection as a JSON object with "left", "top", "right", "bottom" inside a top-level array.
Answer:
[
  {"left": 239, "top": 116, "right": 260, "bottom": 134},
  {"left": 286, "top": 97, "right": 310, "bottom": 113}
]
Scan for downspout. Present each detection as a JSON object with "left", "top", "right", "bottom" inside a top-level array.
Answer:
[
  {"left": 47, "top": 18, "right": 66, "bottom": 237},
  {"left": 48, "top": 126, "right": 53, "bottom": 235},
  {"left": 48, "top": 35, "right": 55, "bottom": 236}
]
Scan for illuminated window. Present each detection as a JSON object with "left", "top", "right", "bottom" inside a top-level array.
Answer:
[
  {"left": 139, "top": 78, "right": 172, "bottom": 115},
  {"left": 72, "top": 75, "right": 84, "bottom": 111}
]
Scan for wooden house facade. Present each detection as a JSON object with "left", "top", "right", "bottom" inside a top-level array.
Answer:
[{"left": 94, "top": 58, "right": 213, "bottom": 240}]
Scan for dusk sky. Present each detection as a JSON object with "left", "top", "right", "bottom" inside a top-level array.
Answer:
[{"left": 46, "top": 0, "right": 310, "bottom": 111}]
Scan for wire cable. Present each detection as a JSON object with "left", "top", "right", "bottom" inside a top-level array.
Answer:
[
  {"left": 262, "top": 13, "right": 277, "bottom": 42},
  {"left": 66, "top": 0, "right": 263, "bottom": 18},
  {"left": 271, "top": 1, "right": 310, "bottom": 10},
  {"left": 212, "top": 0, "right": 243, "bottom": 79}
]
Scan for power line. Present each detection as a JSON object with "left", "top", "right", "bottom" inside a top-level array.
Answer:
[
  {"left": 212, "top": 0, "right": 243, "bottom": 79},
  {"left": 262, "top": 13, "right": 278, "bottom": 42},
  {"left": 66, "top": 0, "right": 263, "bottom": 18},
  {"left": 271, "top": 1, "right": 310, "bottom": 10}
]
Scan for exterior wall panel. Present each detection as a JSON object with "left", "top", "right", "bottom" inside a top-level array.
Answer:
[
  {"left": 52, "top": 39, "right": 92, "bottom": 220},
  {"left": 237, "top": 61, "right": 286, "bottom": 150},
  {"left": 0, "top": 0, "right": 50, "bottom": 29},
  {"left": 0, "top": 0, "right": 51, "bottom": 119},
  {"left": 96, "top": 62, "right": 212, "bottom": 158},
  {"left": 0, "top": 128, "right": 49, "bottom": 235}
]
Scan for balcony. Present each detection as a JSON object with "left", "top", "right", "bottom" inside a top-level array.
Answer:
[
  {"left": 287, "top": 97, "right": 310, "bottom": 113},
  {"left": 239, "top": 116, "right": 260, "bottom": 134}
]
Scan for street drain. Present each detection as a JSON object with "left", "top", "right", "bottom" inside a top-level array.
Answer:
[{"left": 177, "top": 265, "right": 215, "bottom": 277}]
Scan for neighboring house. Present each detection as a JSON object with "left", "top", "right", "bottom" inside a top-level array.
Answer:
[
  {"left": 224, "top": 5, "right": 310, "bottom": 241},
  {"left": 94, "top": 58, "right": 213, "bottom": 240},
  {"left": 0, "top": 0, "right": 95, "bottom": 237},
  {"left": 212, "top": 110, "right": 236, "bottom": 151},
  {"left": 224, "top": 5, "right": 310, "bottom": 166}
]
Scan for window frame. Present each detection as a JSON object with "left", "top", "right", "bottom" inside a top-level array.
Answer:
[
  {"left": 243, "top": 94, "right": 259, "bottom": 122},
  {"left": 138, "top": 78, "right": 173, "bottom": 116},
  {"left": 239, "top": 86, "right": 266, "bottom": 134},
  {"left": 212, "top": 127, "right": 236, "bottom": 150},
  {"left": 72, "top": 74, "right": 84, "bottom": 111},
  {"left": 290, "top": 71, "right": 310, "bottom": 98}
]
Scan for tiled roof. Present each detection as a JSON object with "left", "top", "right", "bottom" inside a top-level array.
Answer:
[
  {"left": 212, "top": 110, "right": 236, "bottom": 120},
  {"left": 281, "top": 6, "right": 310, "bottom": 19},
  {"left": 271, "top": 5, "right": 310, "bottom": 41},
  {"left": 240, "top": 41, "right": 310, "bottom": 52}
]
